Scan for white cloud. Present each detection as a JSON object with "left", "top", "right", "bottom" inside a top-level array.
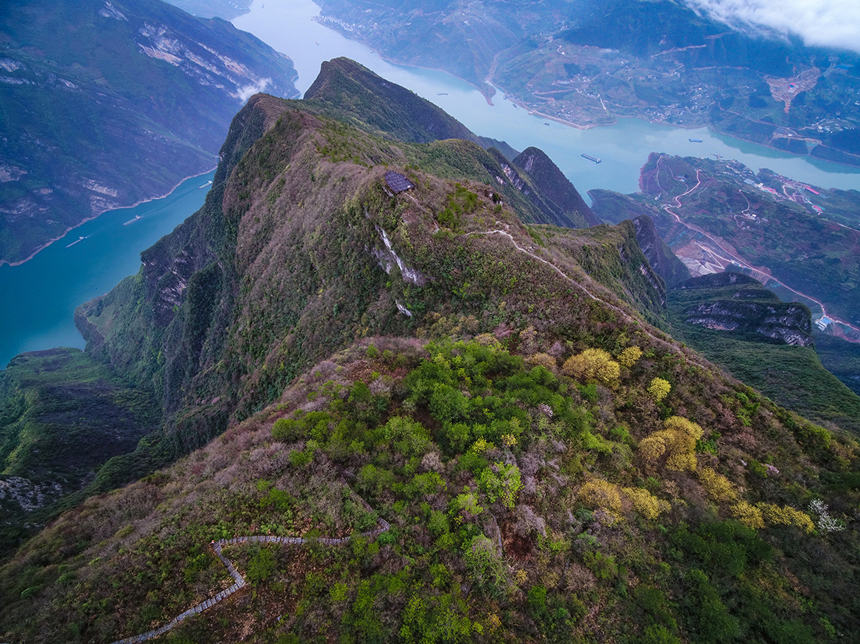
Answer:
[
  {"left": 234, "top": 77, "right": 270, "bottom": 102},
  {"left": 685, "top": 0, "right": 860, "bottom": 54}
]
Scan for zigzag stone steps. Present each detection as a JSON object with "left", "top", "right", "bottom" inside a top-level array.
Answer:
[{"left": 111, "top": 517, "right": 389, "bottom": 643}]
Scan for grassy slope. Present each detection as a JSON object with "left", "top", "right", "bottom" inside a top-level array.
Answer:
[{"left": 1, "top": 336, "right": 857, "bottom": 642}]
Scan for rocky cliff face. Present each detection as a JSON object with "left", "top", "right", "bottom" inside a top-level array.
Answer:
[
  {"left": 511, "top": 147, "right": 601, "bottom": 228},
  {"left": 631, "top": 215, "right": 690, "bottom": 288},
  {"left": 674, "top": 272, "right": 813, "bottom": 346}
]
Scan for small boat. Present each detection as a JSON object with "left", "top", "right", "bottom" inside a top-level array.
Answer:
[
  {"left": 123, "top": 214, "right": 141, "bottom": 226},
  {"left": 199, "top": 180, "right": 213, "bottom": 189},
  {"left": 689, "top": 138, "right": 703, "bottom": 143},
  {"left": 581, "top": 153, "right": 602, "bottom": 164},
  {"left": 544, "top": 121, "right": 550, "bottom": 126},
  {"left": 437, "top": 92, "right": 448, "bottom": 96},
  {"left": 65, "top": 235, "right": 88, "bottom": 248}
]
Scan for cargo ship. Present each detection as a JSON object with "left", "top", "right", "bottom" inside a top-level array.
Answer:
[{"left": 580, "top": 153, "right": 602, "bottom": 164}]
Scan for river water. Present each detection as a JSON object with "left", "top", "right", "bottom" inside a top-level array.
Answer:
[
  {"left": 0, "top": 171, "right": 214, "bottom": 366},
  {"left": 236, "top": 0, "right": 860, "bottom": 196},
  {"left": 3, "top": 0, "right": 859, "bottom": 367}
]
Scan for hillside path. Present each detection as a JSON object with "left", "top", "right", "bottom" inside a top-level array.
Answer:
[
  {"left": 466, "top": 229, "right": 712, "bottom": 371},
  {"left": 111, "top": 517, "right": 390, "bottom": 643}
]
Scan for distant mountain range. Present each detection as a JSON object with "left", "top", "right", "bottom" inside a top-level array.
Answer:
[
  {"left": 0, "top": 0, "right": 298, "bottom": 265},
  {"left": 314, "top": 0, "right": 860, "bottom": 166}
]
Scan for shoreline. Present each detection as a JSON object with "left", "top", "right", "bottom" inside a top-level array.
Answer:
[
  {"left": 306, "top": 11, "right": 860, "bottom": 172},
  {"left": 0, "top": 166, "right": 217, "bottom": 269}
]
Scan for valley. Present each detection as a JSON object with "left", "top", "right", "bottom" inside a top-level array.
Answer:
[
  {"left": 0, "top": 0, "right": 298, "bottom": 265},
  {"left": 1, "top": 59, "right": 858, "bottom": 643},
  {"left": 313, "top": 0, "right": 860, "bottom": 167}
]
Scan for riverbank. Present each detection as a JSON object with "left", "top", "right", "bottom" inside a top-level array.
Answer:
[{"left": 0, "top": 165, "right": 217, "bottom": 268}]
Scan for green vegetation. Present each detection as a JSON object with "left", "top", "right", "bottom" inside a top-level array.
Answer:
[
  {"left": 665, "top": 277, "right": 860, "bottom": 434},
  {"left": 2, "top": 55, "right": 858, "bottom": 643},
  {"left": 0, "top": 348, "right": 158, "bottom": 554},
  {"left": 2, "top": 337, "right": 856, "bottom": 642}
]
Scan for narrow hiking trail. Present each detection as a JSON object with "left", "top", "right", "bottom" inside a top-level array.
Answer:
[
  {"left": 465, "top": 228, "right": 712, "bottom": 371},
  {"left": 111, "top": 518, "right": 390, "bottom": 643}
]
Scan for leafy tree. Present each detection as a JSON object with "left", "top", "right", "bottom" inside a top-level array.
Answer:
[
  {"left": 562, "top": 348, "right": 620, "bottom": 386},
  {"left": 463, "top": 535, "right": 506, "bottom": 596},
  {"left": 648, "top": 377, "right": 671, "bottom": 402},
  {"left": 478, "top": 462, "right": 522, "bottom": 509},
  {"left": 638, "top": 416, "right": 703, "bottom": 472},
  {"left": 618, "top": 346, "right": 643, "bottom": 368}
]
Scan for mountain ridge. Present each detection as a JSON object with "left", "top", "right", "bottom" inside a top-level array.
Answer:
[{"left": 0, "top": 57, "right": 857, "bottom": 643}]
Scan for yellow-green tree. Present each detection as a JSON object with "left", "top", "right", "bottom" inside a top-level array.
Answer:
[
  {"left": 578, "top": 479, "right": 623, "bottom": 515},
  {"left": 648, "top": 377, "right": 671, "bottom": 402},
  {"left": 617, "top": 346, "right": 643, "bottom": 368},
  {"left": 638, "top": 416, "right": 703, "bottom": 471},
  {"left": 698, "top": 466, "right": 738, "bottom": 503},
  {"left": 731, "top": 501, "right": 765, "bottom": 529},
  {"left": 562, "top": 348, "right": 620, "bottom": 386},
  {"left": 758, "top": 503, "right": 815, "bottom": 533},
  {"left": 622, "top": 486, "right": 670, "bottom": 519}
]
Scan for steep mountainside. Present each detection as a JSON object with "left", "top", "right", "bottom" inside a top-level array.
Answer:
[
  {"left": 667, "top": 272, "right": 860, "bottom": 434},
  {"left": 303, "top": 58, "right": 517, "bottom": 158},
  {"left": 511, "top": 147, "right": 600, "bottom": 228},
  {"left": 315, "top": 0, "right": 860, "bottom": 165},
  {"left": 630, "top": 215, "right": 691, "bottom": 288},
  {"left": 75, "top": 86, "right": 662, "bottom": 464},
  {"left": 0, "top": 349, "right": 158, "bottom": 553},
  {"left": 0, "top": 60, "right": 857, "bottom": 643},
  {"left": 0, "top": 0, "right": 298, "bottom": 265},
  {"left": 0, "top": 62, "right": 613, "bottom": 555}
]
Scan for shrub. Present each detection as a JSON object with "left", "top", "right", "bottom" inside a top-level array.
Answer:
[
  {"left": 648, "top": 377, "right": 671, "bottom": 402},
  {"left": 450, "top": 488, "right": 483, "bottom": 523},
  {"left": 730, "top": 501, "right": 764, "bottom": 529},
  {"left": 617, "top": 346, "right": 643, "bottom": 368},
  {"left": 428, "top": 383, "right": 469, "bottom": 424},
  {"left": 578, "top": 479, "right": 623, "bottom": 515},
  {"left": 526, "top": 353, "right": 557, "bottom": 371},
  {"left": 583, "top": 550, "right": 618, "bottom": 580},
  {"left": 698, "top": 467, "right": 738, "bottom": 504},
  {"left": 562, "top": 348, "right": 620, "bottom": 386},
  {"left": 377, "top": 416, "right": 430, "bottom": 457},
  {"left": 247, "top": 546, "right": 277, "bottom": 584},
  {"left": 463, "top": 535, "right": 506, "bottom": 596},
  {"left": 478, "top": 462, "right": 523, "bottom": 509},
  {"left": 758, "top": 503, "right": 815, "bottom": 533},
  {"left": 807, "top": 498, "right": 845, "bottom": 533},
  {"left": 623, "top": 487, "right": 670, "bottom": 519}
]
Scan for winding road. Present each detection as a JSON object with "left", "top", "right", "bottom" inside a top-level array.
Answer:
[{"left": 655, "top": 161, "right": 860, "bottom": 336}]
